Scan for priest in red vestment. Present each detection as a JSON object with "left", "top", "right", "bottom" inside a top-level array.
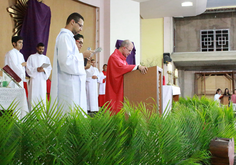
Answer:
[{"left": 105, "top": 40, "right": 148, "bottom": 114}]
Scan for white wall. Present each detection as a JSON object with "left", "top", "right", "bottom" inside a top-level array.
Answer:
[
  {"left": 110, "top": 0, "right": 141, "bottom": 64},
  {"left": 77, "top": 0, "right": 141, "bottom": 67}
]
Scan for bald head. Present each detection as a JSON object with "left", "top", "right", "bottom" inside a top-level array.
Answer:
[
  {"left": 119, "top": 40, "right": 133, "bottom": 58},
  {"left": 120, "top": 40, "right": 133, "bottom": 48}
]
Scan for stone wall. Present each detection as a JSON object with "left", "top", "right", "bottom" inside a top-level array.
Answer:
[{"left": 174, "top": 12, "right": 236, "bottom": 52}]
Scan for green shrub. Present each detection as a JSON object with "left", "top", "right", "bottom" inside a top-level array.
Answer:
[{"left": 0, "top": 96, "right": 235, "bottom": 164}]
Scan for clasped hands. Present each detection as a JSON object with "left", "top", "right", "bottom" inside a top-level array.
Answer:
[{"left": 92, "top": 75, "right": 98, "bottom": 79}]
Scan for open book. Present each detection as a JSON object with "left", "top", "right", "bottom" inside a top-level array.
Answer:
[
  {"left": 1, "top": 65, "right": 22, "bottom": 88},
  {"left": 41, "top": 63, "right": 50, "bottom": 68},
  {"left": 90, "top": 47, "right": 102, "bottom": 57}
]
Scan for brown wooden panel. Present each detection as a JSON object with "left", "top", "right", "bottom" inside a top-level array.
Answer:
[
  {"left": 124, "top": 66, "right": 160, "bottom": 113},
  {"left": 196, "top": 72, "right": 233, "bottom": 97},
  {"left": 173, "top": 95, "right": 179, "bottom": 102},
  {"left": 210, "top": 138, "right": 234, "bottom": 165},
  {"left": 221, "top": 95, "right": 229, "bottom": 105}
]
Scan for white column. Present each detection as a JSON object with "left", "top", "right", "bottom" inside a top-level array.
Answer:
[
  {"left": 164, "top": 17, "right": 174, "bottom": 85},
  {"left": 110, "top": 0, "right": 140, "bottom": 64}
]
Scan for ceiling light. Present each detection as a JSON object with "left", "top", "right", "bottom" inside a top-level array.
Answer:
[{"left": 181, "top": 1, "right": 193, "bottom": 7}]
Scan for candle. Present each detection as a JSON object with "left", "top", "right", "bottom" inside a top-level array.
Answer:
[
  {"left": 175, "top": 69, "right": 178, "bottom": 78},
  {"left": 167, "top": 63, "right": 172, "bottom": 72}
]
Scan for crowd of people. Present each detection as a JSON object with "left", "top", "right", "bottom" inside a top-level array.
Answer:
[
  {"left": 3, "top": 12, "right": 148, "bottom": 115},
  {"left": 214, "top": 88, "right": 236, "bottom": 109}
]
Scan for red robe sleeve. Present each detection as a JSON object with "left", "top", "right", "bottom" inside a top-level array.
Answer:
[{"left": 105, "top": 49, "right": 135, "bottom": 114}]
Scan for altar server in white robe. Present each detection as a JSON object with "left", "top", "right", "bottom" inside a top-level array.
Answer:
[
  {"left": 5, "top": 36, "right": 27, "bottom": 88},
  {"left": 26, "top": 43, "right": 52, "bottom": 111},
  {"left": 98, "top": 64, "right": 107, "bottom": 107},
  {"left": 74, "top": 33, "right": 90, "bottom": 69},
  {"left": 86, "top": 59, "right": 100, "bottom": 112},
  {"left": 50, "top": 12, "right": 92, "bottom": 114}
]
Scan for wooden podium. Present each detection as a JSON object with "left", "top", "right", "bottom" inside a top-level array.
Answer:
[
  {"left": 221, "top": 95, "right": 229, "bottom": 106},
  {"left": 210, "top": 138, "right": 234, "bottom": 165},
  {"left": 173, "top": 95, "right": 179, "bottom": 102},
  {"left": 124, "top": 66, "right": 163, "bottom": 114}
]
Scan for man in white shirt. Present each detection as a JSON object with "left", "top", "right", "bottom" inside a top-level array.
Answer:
[
  {"left": 86, "top": 59, "right": 100, "bottom": 112},
  {"left": 50, "top": 12, "right": 92, "bottom": 114},
  {"left": 5, "top": 36, "right": 27, "bottom": 88},
  {"left": 26, "top": 43, "right": 52, "bottom": 111}
]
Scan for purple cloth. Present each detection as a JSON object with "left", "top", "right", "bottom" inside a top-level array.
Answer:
[
  {"left": 115, "top": 40, "right": 136, "bottom": 65},
  {"left": 20, "top": 0, "right": 51, "bottom": 61}
]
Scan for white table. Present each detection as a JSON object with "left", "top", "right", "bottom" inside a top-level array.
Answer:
[
  {"left": 162, "top": 85, "right": 181, "bottom": 116},
  {"left": 0, "top": 88, "right": 29, "bottom": 119}
]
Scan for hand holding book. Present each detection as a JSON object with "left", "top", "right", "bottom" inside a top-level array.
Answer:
[
  {"left": 40, "top": 63, "right": 50, "bottom": 68},
  {"left": 83, "top": 47, "right": 102, "bottom": 58},
  {"left": 90, "top": 47, "right": 102, "bottom": 57}
]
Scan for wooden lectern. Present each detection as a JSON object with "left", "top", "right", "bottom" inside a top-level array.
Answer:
[
  {"left": 210, "top": 138, "right": 234, "bottom": 165},
  {"left": 124, "top": 66, "right": 163, "bottom": 114},
  {"left": 221, "top": 95, "right": 229, "bottom": 106}
]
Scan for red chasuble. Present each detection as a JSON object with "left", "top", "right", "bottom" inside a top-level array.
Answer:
[{"left": 105, "top": 49, "right": 135, "bottom": 114}]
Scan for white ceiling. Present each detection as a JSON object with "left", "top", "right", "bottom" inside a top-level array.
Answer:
[{"left": 132, "top": 0, "right": 236, "bottom": 19}]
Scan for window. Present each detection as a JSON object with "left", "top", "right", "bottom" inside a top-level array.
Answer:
[{"left": 200, "top": 29, "right": 229, "bottom": 52}]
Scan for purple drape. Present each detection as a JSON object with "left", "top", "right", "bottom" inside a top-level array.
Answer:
[
  {"left": 115, "top": 40, "right": 136, "bottom": 65},
  {"left": 20, "top": 0, "right": 51, "bottom": 61}
]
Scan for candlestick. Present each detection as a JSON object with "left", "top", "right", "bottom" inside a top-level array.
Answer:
[
  {"left": 174, "top": 69, "right": 178, "bottom": 78},
  {"left": 167, "top": 62, "right": 172, "bottom": 73}
]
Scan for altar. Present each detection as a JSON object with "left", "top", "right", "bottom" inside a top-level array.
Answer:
[
  {"left": 162, "top": 85, "right": 181, "bottom": 115},
  {"left": 0, "top": 88, "right": 29, "bottom": 119}
]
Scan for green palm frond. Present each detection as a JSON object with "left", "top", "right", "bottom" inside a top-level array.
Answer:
[
  {"left": 0, "top": 101, "right": 20, "bottom": 165},
  {"left": 0, "top": 96, "right": 235, "bottom": 164}
]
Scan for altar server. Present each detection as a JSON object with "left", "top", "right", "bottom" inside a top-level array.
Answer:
[
  {"left": 50, "top": 12, "right": 92, "bottom": 114},
  {"left": 5, "top": 36, "right": 26, "bottom": 88},
  {"left": 98, "top": 64, "right": 107, "bottom": 107},
  {"left": 86, "top": 59, "right": 100, "bottom": 112},
  {"left": 74, "top": 33, "right": 91, "bottom": 69},
  {"left": 105, "top": 40, "right": 148, "bottom": 114},
  {"left": 26, "top": 43, "right": 52, "bottom": 111}
]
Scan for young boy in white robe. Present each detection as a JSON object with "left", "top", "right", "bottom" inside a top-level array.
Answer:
[
  {"left": 86, "top": 59, "right": 100, "bottom": 112},
  {"left": 5, "top": 36, "right": 27, "bottom": 88},
  {"left": 98, "top": 64, "right": 107, "bottom": 107},
  {"left": 26, "top": 43, "right": 52, "bottom": 111}
]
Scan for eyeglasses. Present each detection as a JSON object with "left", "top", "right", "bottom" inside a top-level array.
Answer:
[
  {"left": 76, "top": 40, "right": 83, "bottom": 45},
  {"left": 125, "top": 47, "right": 132, "bottom": 53},
  {"left": 76, "top": 22, "right": 83, "bottom": 28}
]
